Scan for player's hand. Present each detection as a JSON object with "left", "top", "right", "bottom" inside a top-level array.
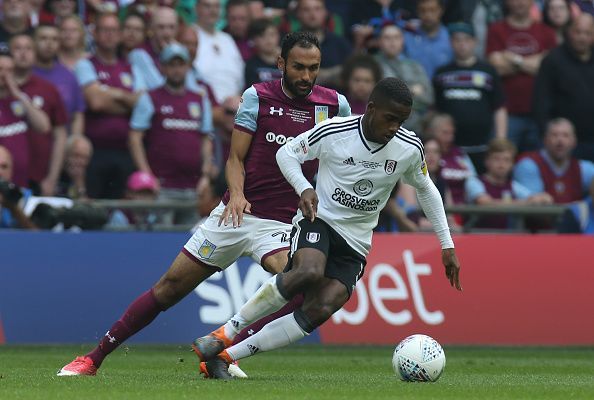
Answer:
[
  {"left": 441, "top": 248, "right": 462, "bottom": 291},
  {"left": 299, "top": 188, "right": 318, "bottom": 222},
  {"left": 219, "top": 193, "right": 251, "bottom": 228}
]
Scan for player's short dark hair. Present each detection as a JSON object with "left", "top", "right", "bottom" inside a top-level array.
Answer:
[
  {"left": 280, "top": 31, "right": 320, "bottom": 61},
  {"left": 247, "top": 18, "right": 277, "bottom": 40},
  {"left": 369, "top": 77, "right": 413, "bottom": 108}
]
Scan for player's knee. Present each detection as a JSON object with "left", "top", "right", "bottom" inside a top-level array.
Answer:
[
  {"left": 307, "top": 302, "right": 337, "bottom": 326},
  {"left": 152, "top": 277, "right": 183, "bottom": 308}
]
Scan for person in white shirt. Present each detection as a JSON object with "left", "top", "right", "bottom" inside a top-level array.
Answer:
[
  {"left": 193, "top": 77, "right": 462, "bottom": 379},
  {"left": 194, "top": 0, "right": 245, "bottom": 103}
]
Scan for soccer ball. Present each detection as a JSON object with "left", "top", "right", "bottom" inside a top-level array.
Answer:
[{"left": 392, "top": 334, "right": 446, "bottom": 382}]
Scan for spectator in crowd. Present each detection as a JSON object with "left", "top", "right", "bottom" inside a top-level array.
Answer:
[
  {"left": 244, "top": 18, "right": 282, "bottom": 89},
  {"left": 486, "top": 0, "right": 557, "bottom": 153},
  {"left": 465, "top": 138, "right": 552, "bottom": 229},
  {"left": 57, "top": 134, "right": 93, "bottom": 200},
  {"left": 399, "top": 137, "right": 461, "bottom": 231},
  {"left": 224, "top": 0, "right": 254, "bottom": 61},
  {"left": 41, "top": 0, "right": 79, "bottom": 25},
  {"left": 194, "top": 170, "right": 227, "bottom": 227},
  {"left": 106, "top": 170, "right": 161, "bottom": 229},
  {"left": 294, "top": 0, "right": 352, "bottom": 87},
  {"left": 120, "top": 12, "right": 147, "bottom": 60},
  {"left": 404, "top": 0, "right": 453, "bottom": 78},
  {"left": 0, "top": 53, "right": 50, "bottom": 188},
  {"left": 433, "top": 22, "right": 507, "bottom": 174},
  {"left": 427, "top": 112, "right": 476, "bottom": 204},
  {"left": 349, "top": 0, "right": 416, "bottom": 52},
  {"left": 374, "top": 181, "right": 419, "bottom": 233},
  {"left": 439, "top": 0, "right": 503, "bottom": 58},
  {"left": 176, "top": 24, "right": 224, "bottom": 125},
  {"left": 11, "top": 33, "right": 69, "bottom": 196},
  {"left": 279, "top": 0, "right": 347, "bottom": 37},
  {"left": 33, "top": 24, "right": 86, "bottom": 138},
  {"left": 194, "top": 0, "right": 245, "bottom": 103},
  {"left": 543, "top": 0, "right": 575, "bottom": 43},
  {"left": 340, "top": 54, "right": 382, "bottom": 116},
  {"left": 374, "top": 24, "right": 433, "bottom": 132},
  {"left": 533, "top": 13, "right": 594, "bottom": 161},
  {"left": 0, "top": 0, "right": 34, "bottom": 54},
  {"left": 29, "top": 0, "right": 45, "bottom": 27},
  {"left": 75, "top": 12, "right": 141, "bottom": 199},
  {"left": 573, "top": 0, "right": 594, "bottom": 14},
  {"left": 58, "top": 15, "right": 89, "bottom": 70},
  {"left": 129, "top": 43, "right": 215, "bottom": 223},
  {"left": 557, "top": 179, "right": 594, "bottom": 234},
  {"left": 514, "top": 118, "right": 594, "bottom": 203},
  {"left": 128, "top": 6, "right": 180, "bottom": 91},
  {"left": 0, "top": 145, "right": 36, "bottom": 230},
  {"left": 213, "top": 94, "right": 241, "bottom": 169}
]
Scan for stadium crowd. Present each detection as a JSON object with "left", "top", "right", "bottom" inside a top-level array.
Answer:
[{"left": 0, "top": 0, "right": 593, "bottom": 233}]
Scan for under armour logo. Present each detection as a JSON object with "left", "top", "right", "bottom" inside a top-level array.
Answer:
[
  {"left": 247, "top": 344, "right": 259, "bottom": 355},
  {"left": 248, "top": 329, "right": 254, "bottom": 336},
  {"left": 269, "top": 106, "right": 284, "bottom": 116},
  {"left": 105, "top": 330, "right": 117, "bottom": 344}
]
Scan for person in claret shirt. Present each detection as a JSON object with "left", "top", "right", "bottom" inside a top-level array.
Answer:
[
  {"left": 74, "top": 13, "right": 142, "bottom": 199},
  {"left": 58, "top": 31, "right": 350, "bottom": 380},
  {"left": 128, "top": 43, "right": 215, "bottom": 224},
  {"left": 33, "top": 24, "right": 85, "bottom": 138},
  {"left": 0, "top": 53, "right": 50, "bottom": 188},
  {"left": 10, "top": 33, "right": 69, "bottom": 196},
  {"left": 486, "top": 0, "right": 557, "bottom": 153},
  {"left": 465, "top": 137, "right": 552, "bottom": 229}
]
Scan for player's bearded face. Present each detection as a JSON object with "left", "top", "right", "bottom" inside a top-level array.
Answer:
[{"left": 281, "top": 46, "right": 321, "bottom": 98}]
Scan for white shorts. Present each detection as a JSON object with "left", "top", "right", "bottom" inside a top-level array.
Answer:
[{"left": 183, "top": 202, "right": 292, "bottom": 270}]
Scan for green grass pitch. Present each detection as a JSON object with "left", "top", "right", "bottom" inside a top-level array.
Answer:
[{"left": 1, "top": 345, "right": 593, "bottom": 400}]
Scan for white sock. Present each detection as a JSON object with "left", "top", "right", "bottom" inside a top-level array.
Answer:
[
  {"left": 222, "top": 275, "right": 289, "bottom": 339},
  {"left": 226, "top": 313, "right": 307, "bottom": 361}
]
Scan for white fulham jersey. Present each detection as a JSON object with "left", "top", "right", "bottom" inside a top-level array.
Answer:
[{"left": 277, "top": 115, "right": 452, "bottom": 256}]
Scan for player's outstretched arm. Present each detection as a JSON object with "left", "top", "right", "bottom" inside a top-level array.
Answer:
[
  {"left": 221, "top": 129, "right": 253, "bottom": 227},
  {"left": 410, "top": 165, "right": 461, "bottom": 291}
]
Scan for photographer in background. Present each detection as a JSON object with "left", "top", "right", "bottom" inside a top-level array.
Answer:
[{"left": 0, "top": 145, "right": 36, "bottom": 229}]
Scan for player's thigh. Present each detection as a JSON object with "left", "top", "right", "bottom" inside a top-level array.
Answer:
[
  {"left": 285, "top": 218, "right": 331, "bottom": 277},
  {"left": 184, "top": 202, "right": 252, "bottom": 270},
  {"left": 250, "top": 218, "right": 292, "bottom": 273}
]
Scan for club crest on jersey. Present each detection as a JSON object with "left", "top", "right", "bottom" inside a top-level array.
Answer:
[
  {"left": 120, "top": 72, "right": 133, "bottom": 88},
  {"left": 10, "top": 101, "right": 24, "bottom": 116},
  {"left": 188, "top": 102, "right": 201, "bottom": 119},
  {"left": 269, "top": 106, "right": 283, "bottom": 116},
  {"left": 315, "top": 105, "right": 328, "bottom": 124},
  {"left": 384, "top": 160, "right": 397, "bottom": 175},
  {"left": 306, "top": 232, "right": 320, "bottom": 243},
  {"left": 353, "top": 179, "right": 373, "bottom": 196},
  {"left": 198, "top": 239, "right": 216, "bottom": 259}
]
